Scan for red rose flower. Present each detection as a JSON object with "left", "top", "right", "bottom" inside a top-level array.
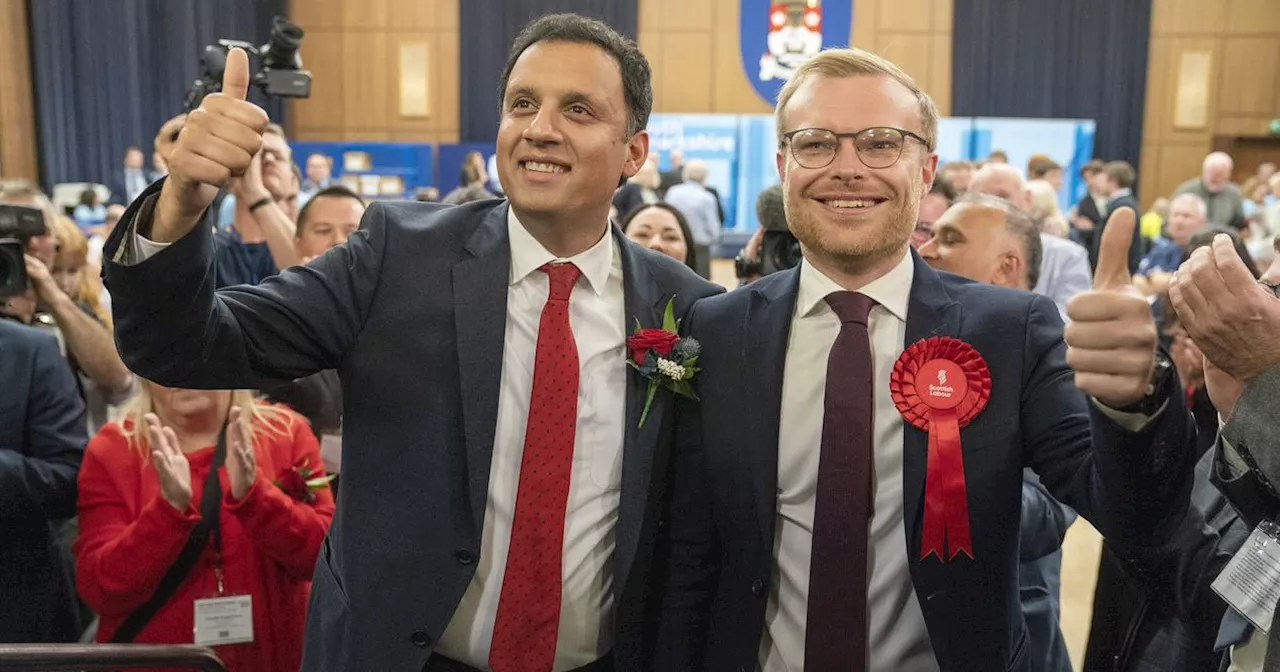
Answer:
[
  {"left": 276, "top": 466, "right": 312, "bottom": 503},
  {"left": 628, "top": 329, "right": 680, "bottom": 365}
]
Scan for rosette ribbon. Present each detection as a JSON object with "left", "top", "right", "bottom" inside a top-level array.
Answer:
[{"left": 889, "top": 337, "right": 992, "bottom": 561}]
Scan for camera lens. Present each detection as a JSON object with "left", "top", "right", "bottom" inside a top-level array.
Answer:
[
  {"left": 774, "top": 236, "right": 802, "bottom": 270},
  {"left": 261, "top": 16, "right": 304, "bottom": 70}
]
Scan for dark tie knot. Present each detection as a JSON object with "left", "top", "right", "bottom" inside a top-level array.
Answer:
[
  {"left": 825, "top": 291, "right": 876, "bottom": 326},
  {"left": 541, "top": 263, "right": 581, "bottom": 301}
]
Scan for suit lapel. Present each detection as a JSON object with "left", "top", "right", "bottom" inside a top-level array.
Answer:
[
  {"left": 453, "top": 204, "right": 512, "bottom": 534},
  {"left": 746, "top": 268, "right": 801, "bottom": 548},
  {"left": 614, "top": 229, "right": 668, "bottom": 590},
  {"left": 901, "top": 251, "right": 963, "bottom": 557}
]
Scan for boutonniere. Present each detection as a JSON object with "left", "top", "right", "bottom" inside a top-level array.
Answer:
[
  {"left": 626, "top": 298, "right": 701, "bottom": 428},
  {"left": 889, "top": 337, "right": 991, "bottom": 562},
  {"left": 274, "top": 458, "right": 335, "bottom": 504}
]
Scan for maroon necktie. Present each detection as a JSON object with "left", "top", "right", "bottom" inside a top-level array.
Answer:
[
  {"left": 490, "top": 262, "right": 581, "bottom": 672},
  {"left": 805, "top": 291, "right": 877, "bottom": 672}
]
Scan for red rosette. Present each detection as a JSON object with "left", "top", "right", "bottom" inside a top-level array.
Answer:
[{"left": 890, "top": 337, "right": 992, "bottom": 562}]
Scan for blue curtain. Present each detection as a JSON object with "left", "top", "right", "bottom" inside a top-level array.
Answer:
[
  {"left": 28, "top": 0, "right": 286, "bottom": 190},
  {"left": 951, "top": 0, "right": 1152, "bottom": 180},
  {"left": 458, "top": 0, "right": 638, "bottom": 143}
]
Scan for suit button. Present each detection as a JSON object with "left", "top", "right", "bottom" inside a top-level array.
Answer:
[
  {"left": 751, "top": 578, "right": 765, "bottom": 596},
  {"left": 455, "top": 549, "right": 475, "bottom": 565},
  {"left": 410, "top": 630, "right": 430, "bottom": 647}
]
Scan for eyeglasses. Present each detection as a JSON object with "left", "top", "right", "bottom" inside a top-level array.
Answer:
[{"left": 780, "top": 127, "right": 932, "bottom": 170}]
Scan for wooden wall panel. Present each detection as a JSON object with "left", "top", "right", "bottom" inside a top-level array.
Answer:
[
  {"left": 1139, "top": 0, "right": 1280, "bottom": 208},
  {"left": 641, "top": 0, "right": 953, "bottom": 116},
  {"left": 1218, "top": 38, "right": 1280, "bottom": 115},
  {"left": 288, "top": 0, "right": 459, "bottom": 143},
  {"left": 0, "top": 0, "right": 37, "bottom": 179}
]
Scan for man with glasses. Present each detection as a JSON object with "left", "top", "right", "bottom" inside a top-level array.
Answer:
[{"left": 655, "top": 47, "right": 1197, "bottom": 671}]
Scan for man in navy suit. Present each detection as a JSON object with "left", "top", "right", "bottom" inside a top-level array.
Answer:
[
  {"left": 653, "top": 48, "right": 1195, "bottom": 672},
  {"left": 0, "top": 318, "right": 87, "bottom": 643},
  {"left": 102, "top": 14, "right": 718, "bottom": 672}
]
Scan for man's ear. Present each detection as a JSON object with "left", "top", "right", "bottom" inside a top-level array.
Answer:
[{"left": 622, "top": 130, "right": 650, "bottom": 181}]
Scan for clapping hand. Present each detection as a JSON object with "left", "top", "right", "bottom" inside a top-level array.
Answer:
[
  {"left": 225, "top": 406, "right": 257, "bottom": 500},
  {"left": 147, "top": 413, "right": 193, "bottom": 512},
  {"left": 1064, "top": 207, "right": 1159, "bottom": 408}
]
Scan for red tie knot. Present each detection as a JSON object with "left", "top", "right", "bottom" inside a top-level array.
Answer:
[{"left": 541, "top": 262, "right": 581, "bottom": 301}]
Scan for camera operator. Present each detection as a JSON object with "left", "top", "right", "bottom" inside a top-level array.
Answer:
[
  {"left": 734, "top": 183, "right": 801, "bottom": 285},
  {"left": 158, "top": 119, "right": 301, "bottom": 285},
  {"left": 0, "top": 315, "right": 88, "bottom": 643},
  {"left": 1, "top": 185, "right": 135, "bottom": 427}
]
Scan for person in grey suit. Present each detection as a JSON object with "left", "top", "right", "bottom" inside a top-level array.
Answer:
[
  {"left": 101, "top": 14, "right": 719, "bottom": 672},
  {"left": 1171, "top": 233, "right": 1280, "bottom": 670}
]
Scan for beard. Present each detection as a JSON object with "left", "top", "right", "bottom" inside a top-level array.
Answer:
[{"left": 784, "top": 177, "right": 921, "bottom": 274}]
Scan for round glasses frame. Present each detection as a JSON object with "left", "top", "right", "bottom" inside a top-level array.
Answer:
[{"left": 780, "top": 126, "right": 933, "bottom": 170}]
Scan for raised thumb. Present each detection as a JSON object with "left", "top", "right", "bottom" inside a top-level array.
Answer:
[
  {"left": 1093, "top": 206, "right": 1137, "bottom": 291},
  {"left": 221, "top": 47, "right": 251, "bottom": 101}
]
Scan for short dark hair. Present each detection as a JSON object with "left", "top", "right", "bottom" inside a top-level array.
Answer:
[
  {"left": 499, "top": 13, "right": 652, "bottom": 138},
  {"left": 988, "top": 150, "right": 1008, "bottom": 162},
  {"left": 620, "top": 202, "right": 698, "bottom": 271},
  {"left": 1103, "top": 161, "right": 1136, "bottom": 189},
  {"left": 296, "top": 185, "right": 365, "bottom": 236},
  {"left": 956, "top": 192, "right": 1043, "bottom": 290},
  {"left": 1081, "top": 159, "right": 1105, "bottom": 178},
  {"left": 1189, "top": 227, "right": 1259, "bottom": 279},
  {"left": 1027, "top": 154, "right": 1061, "bottom": 179},
  {"left": 929, "top": 179, "right": 956, "bottom": 203}
]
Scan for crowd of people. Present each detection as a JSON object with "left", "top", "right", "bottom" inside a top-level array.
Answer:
[{"left": 4, "top": 10, "right": 1280, "bottom": 672}]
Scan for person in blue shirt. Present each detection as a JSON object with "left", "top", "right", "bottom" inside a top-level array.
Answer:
[{"left": 1134, "top": 192, "right": 1207, "bottom": 296}]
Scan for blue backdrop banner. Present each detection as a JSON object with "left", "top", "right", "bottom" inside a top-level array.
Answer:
[{"left": 648, "top": 114, "right": 742, "bottom": 229}]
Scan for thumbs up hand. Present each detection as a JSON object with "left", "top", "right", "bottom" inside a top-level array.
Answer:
[
  {"left": 1063, "top": 207, "right": 1160, "bottom": 408},
  {"left": 154, "top": 47, "right": 268, "bottom": 243}
]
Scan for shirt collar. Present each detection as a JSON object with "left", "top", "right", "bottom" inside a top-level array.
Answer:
[
  {"left": 796, "top": 248, "right": 914, "bottom": 323},
  {"left": 507, "top": 207, "right": 614, "bottom": 297}
]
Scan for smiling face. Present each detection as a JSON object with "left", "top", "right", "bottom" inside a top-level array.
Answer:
[
  {"left": 918, "top": 202, "right": 1025, "bottom": 288},
  {"left": 776, "top": 73, "right": 936, "bottom": 274},
  {"left": 624, "top": 205, "right": 689, "bottom": 263},
  {"left": 497, "top": 40, "right": 648, "bottom": 228}
]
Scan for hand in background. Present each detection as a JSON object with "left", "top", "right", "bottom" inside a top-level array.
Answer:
[
  {"left": 146, "top": 413, "right": 192, "bottom": 512},
  {"left": 225, "top": 406, "right": 257, "bottom": 500}
]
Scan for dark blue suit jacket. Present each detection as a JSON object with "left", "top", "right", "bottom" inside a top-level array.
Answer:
[
  {"left": 653, "top": 252, "right": 1195, "bottom": 672},
  {"left": 102, "top": 180, "right": 721, "bottom": 671},
  {"left": 0, "top": 319, "right": 86, "bottom": 642}
]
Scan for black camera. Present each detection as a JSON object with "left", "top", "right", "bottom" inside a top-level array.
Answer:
[
  {"left": 0, "top": 204, "right": 45, "bottom": 300},
  {"left": 182, "top": 16, "right": 312, "bottom": 113},
  {"left": 735, "top": 184, "right": 801, "bottom": 280}
]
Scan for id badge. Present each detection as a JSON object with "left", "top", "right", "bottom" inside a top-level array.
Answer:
[
  {"left": 1212, "top": 519, "right": 1280, "bottom": 633},
  {"left": 193, "top": 595, "right": 254, "bottom": 646}
]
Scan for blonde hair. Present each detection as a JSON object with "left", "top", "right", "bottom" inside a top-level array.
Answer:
[
  {"left": 1026, "top": 180, "right": 1068, "bottom": 237},
  {"left": 775, "top": 48, "right": 939, "bottom": 151},
  {"left": 119, "top": 387, "right": 295, "bottom": 457},
  {"left": 50, "top": 216, "right": 112, "bottom": 326}
]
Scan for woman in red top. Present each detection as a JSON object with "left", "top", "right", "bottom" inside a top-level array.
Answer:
[{"left": 75, "top": 382, "right": 335, "bottom": 671}]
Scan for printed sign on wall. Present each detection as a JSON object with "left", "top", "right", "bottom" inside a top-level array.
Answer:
[{"left": 740, "top": 0, "right": 853, "bottom": 105}]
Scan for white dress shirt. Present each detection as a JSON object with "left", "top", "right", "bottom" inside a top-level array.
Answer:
[
  {"left": 762, "top": 251, "right": 940, "bottom": 672},
  {"left": 130, "top": 207, "right": 628, "bottom": 670},
  {"left": 434, "top": 209, "right": 627, "bottom": 670}
]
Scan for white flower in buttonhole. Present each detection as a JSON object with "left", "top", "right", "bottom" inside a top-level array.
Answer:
[{"left": 656, "top": 358, "right": 686, "bottom": 382}]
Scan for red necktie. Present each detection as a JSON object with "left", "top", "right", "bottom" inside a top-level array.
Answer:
[
  {"left": 805, "top": 291, "right": 877, "bottom": 672},
  {"left": 490, "top": 262, "right": 582, "bottom": 672}
]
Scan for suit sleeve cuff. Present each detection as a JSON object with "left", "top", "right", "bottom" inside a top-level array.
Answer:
[{"left": 1091, "top": 397, "right": 1166, "bottom": 432}]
